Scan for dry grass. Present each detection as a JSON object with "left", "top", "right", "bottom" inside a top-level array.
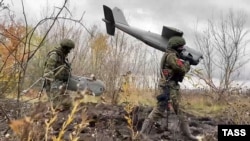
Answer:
[
  {"left": 181, "top": 93, "right": 226, "bottom": 117},
  {"left": 5, "top": 86, "right": 250, "bottom": 141},
  {"left": 221, "top": 95, "right": 250, "bottom": 124},
  {"left": 181, "top": 91, "right": 250, "bottom": 124},
  {"left": 7, "top": 90, "right": 90, "bottom": 141},
  {"left": 121, "top": 85, "right": 139, "bottom": 140},
  {"left": 118, "top": 87, "right": 156, "bottom": 106}
]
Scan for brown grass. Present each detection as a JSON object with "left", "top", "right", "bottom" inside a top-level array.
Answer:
[
  {"left": 181, "top": 93, "right": 225, "bottom": 117},
  {"left": 7, "top": 90, "right": 90, "bottom": 141},
  {"left": 6, "top": 87, "right": 250, "bottom": 141},
  {"left": 118, "top": 87, "right": 156, "bottom": 106},
  {"left": 181, "top": 91, "right": 250, "bottom": 124}
]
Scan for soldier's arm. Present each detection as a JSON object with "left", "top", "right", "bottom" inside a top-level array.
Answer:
[
  {"left": 166, "top": 53, "right": 189, "bottom": 74},
  {"left": 43, "top": 53, "right": 58, "bottom": 81}
]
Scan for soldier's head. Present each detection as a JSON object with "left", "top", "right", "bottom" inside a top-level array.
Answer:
[
  {"left": 60, "top": 39, "right": 75, "bottom": 54},
  {"left": 167, "top": 36, "right": 186, "bottom": 52}
]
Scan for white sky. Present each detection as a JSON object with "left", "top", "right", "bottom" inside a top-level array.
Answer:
[
  {"left": 4, "top": 0, "right": 250, "bottom": 88},
  {"left": 6, "top": 0, "right": 250, "bottom": 32},
  {"left": 8, "top": 0, "right": 249, "bottom": 48}
]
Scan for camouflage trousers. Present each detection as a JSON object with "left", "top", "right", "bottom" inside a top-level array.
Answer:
[
  {"left": 45, "top": 80, "right": 72, "bottom": 110},
  {"left": 141, "top": 81, "right": 198, "bottom": 140},
  {"left": 148, "top": 81, "right": 186, "bottom": 122}
]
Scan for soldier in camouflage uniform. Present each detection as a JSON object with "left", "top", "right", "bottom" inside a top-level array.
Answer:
[
  {"left": 140, "top": 36, "right": 198, "bottom": 140},
  {"left": 43, "top": 39, "right": 75, "bottom": 110}
]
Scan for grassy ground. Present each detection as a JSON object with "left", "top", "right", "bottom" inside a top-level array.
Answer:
[
  {"left": 2, "top": 88, "right": 249, "bottom": 141},
  {"left": 181, "top": 93, "right": 226, "bottom": 117},
  {"left": 5, "top": 87, "right": 250, "bottom": 124},
  {"left": 181, "top": 92, "right": 250, "bottom": 124}
]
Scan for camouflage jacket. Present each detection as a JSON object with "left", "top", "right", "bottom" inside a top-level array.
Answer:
[
  {"left": 160, "top": 48, "right": 190, "bottom": 83},
  {"left": 43, "top": 48, "right": 71, "bottom": 82}
]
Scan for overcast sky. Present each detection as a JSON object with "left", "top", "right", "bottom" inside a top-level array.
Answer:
[
  {"left": 4, "top": 0, "right": 250, "bottom": 87},
  {"left": 8, "top": 0, "right": 249, "bottom": 46},
  {"left": 6, "top": 0, "right": 250, "bottom": 32}
]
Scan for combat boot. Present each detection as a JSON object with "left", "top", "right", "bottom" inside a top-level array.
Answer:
[
  {"left": 180, "top": 118, "right": 199, "bottom": 141},
  {"left": 140, "top": 118, "right": 154, "bottom": 135}
]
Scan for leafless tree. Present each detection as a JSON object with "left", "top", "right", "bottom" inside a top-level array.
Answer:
[
  {"left": 79, "top": 28, "right": 160, "bottom": 103},
  {"left": 0, "top": 0, "right": 8, "bottom": 12},
  {"left": 194, "top": 10, "right": 249, "bottom": 97},
  {"left": 0, "top": 0, "right": 90, "bottom": 116}
]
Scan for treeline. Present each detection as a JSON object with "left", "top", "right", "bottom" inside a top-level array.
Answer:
[
  {"left": 0, "top": 0, "right": 249, "bottom": 102},
  {"left": 0, "top": 0, "right": 160, "bottom": 103}
]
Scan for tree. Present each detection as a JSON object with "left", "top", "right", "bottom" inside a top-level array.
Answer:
[
  {"left": 0, "top": 0, "right": 88, "bottom": 116},
  {"left": 0, "top": 22, "right": 27, "bottom": 94},
  {"left": 0, "top": 0, "right": 8, "bottom": 12},
  {"left": 90, "top": 33, "right": 109, "bottom": 74},
  {"left": 193, "top": 10, "right": 249, "bottom": 97}
]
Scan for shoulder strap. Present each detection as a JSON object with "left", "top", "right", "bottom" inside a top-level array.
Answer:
[
  {"left": 44, "top": 50, "right": 59, "bottom": 67},
  {"left": 160, "top": 49, "right": 178, "bottom": 79},
  {"left": 160, "top": 53, "right": 168, "bottom": 70},
  {"left": 160, "top": 49, "right": 175, "bottom": 69},
  {"left": 160, "top": 52, "right": 170, "bottom": 79}
]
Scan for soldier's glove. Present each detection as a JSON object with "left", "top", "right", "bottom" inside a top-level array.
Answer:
[
  {"left": 184, "top": 60, "right": 190, "bottom": 65},
  {"left": 184, "top": 61, "right": 191, "bottom": 73},
  {"left": 63, "top": 64, "right": 70, "bottom": 69},
  {"left": 44, "top": 77, "right": 54, "bottom": 82},
  {"left": 56, "top": 64, "right": 71, "bottom": 74}
]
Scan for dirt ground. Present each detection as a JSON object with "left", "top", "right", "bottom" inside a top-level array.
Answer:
[{"left": 0, "top": 96, "right": 221, "bottom": 141}]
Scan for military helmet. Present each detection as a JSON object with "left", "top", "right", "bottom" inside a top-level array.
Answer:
[
  {"left": 60, "top": 39, "right": 75, "bottom": 49},
  {"left": 168, "top": 36, "right": 186, "bottom": 49}
]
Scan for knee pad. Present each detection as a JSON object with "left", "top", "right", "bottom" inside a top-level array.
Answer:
[
  {"left": 156, "top": 94, "right": 168, "bottom": 101},
  {"left": 156, "top": 86, "right": 170, "bottom": 102}
]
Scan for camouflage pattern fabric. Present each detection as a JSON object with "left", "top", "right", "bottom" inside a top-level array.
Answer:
[
  {"left": 148, "top": 81, "right": 183, "bottom": 121},
  {"left": 48, "top": 81, "right": 72, "bottom": 109},
  {"left": 143, "top": 48, "right": 190, "bottom": 130},
  {"left": 43, "top": 47, "right": 72, "bottom": 109},
  {"left": 141, "top": 39, "right": 199, "bottom": 140},
  {"left": 43, "top": 48, "right": 71, "bottom": 82},
  {"left": 167, "top": 36, "right": 186, "bottom": 49}
]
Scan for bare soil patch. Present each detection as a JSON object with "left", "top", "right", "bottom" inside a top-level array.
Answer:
[{"left": 0, "top": 98, "right": 221, "bottom": 141}]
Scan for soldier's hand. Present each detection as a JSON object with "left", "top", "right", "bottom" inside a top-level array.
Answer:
[
  {"left": 44, "top": 77, "right": 54, "bottom": 82},
  {"left": 63, "top": 64, "right": 70, "bottom": 69},
  {"left": 184, "top": 60, "right": 190, "bottom": 65},
  {"left": 184, "top": 61, "right": 191, "bottom": 73}
]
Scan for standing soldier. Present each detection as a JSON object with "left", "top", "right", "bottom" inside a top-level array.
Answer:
[
  {"left": 140, "top": 36, "right": 199, "bottom": 140},
  {"left": 43, "top": 39, "right": 75, "bottom": 110}
]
